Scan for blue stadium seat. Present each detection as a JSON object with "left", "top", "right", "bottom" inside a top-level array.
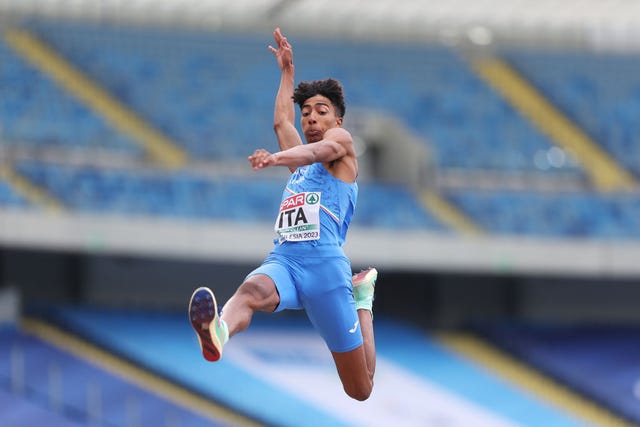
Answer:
[
  {"left": 15, "top": 160, "right": 280, "bottom": 220},
  {"left": 505, "top": 49, "right": 640, "bottom": 178},
  {"left": 28, "top": 21, "right": 583, "bottom": 176},
  {"left": 0, "top": 387, "right": 86, "bottom": 427},
  {"left": 357, "top": 181, "right": 448, "bottom": 230},
  {"left": 445, "top": 188, "right": 640, "bottom": 239},
  {"left": 15, "top": 160, "right": 445, "bottom": 229},
  {"left": 0, "top": 39, "right": 142, "bottom": 156},
  {"left": 32, "top": 306, "right": 589, "bottom": 427},
  {"left": 0, "top": 324, "right": 225, "bottom": 427},
  {"left": 0, "top": 180, "right": 30, "bottom": 208},
  {"left": 29, "top": 23, "right": 276, "bottom": 161},
  {"left": 473, "top": 321, "right": 640, "bottom": 425},
  {"left": 6, "top": 22, "right": 638, "bottom": 240}
]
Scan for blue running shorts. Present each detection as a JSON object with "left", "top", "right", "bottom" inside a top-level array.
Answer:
[{"left": 246, "top": 251, "right": 363, "bottom": 353}]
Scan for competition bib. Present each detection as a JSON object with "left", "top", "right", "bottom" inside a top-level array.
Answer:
[{"left": 275, "top": 192, "right": 321, "bottom": 242}]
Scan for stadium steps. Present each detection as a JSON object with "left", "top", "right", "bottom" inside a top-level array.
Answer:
[
  {"left": 3, "top": 28, "right": 187, "bottom": 169},
  {"left": 438, "top": 332, "right": 635, "bottom": 427},
  {"left": 0, "top": 164, "right": 63, "bottom": 211},
  {"left": 471, "top": 56, "right": 635, "bottom": 191},
  {"left": 419, "top": 189, "right": 483, "bottom": 235},
  {"left": 14, "top": 317, "right": 261, "bottom": 427}
]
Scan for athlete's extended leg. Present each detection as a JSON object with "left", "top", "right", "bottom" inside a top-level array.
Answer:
[
  {"left": 189, "top": 274, "right": 279, "bottom": 362},
  {"left": 332, "top": 268, "right": 377, "bottom": 401}
]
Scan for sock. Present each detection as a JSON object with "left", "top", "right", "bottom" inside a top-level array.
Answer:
[
  {"left": 218, "top": 317, "right": 230, "bottom": 345},
  {"left": 353, "top": 284, "right": 375, "bottom": 313},
  {"left": 355, "top": 298, "right": 373, "bottom": 313}
]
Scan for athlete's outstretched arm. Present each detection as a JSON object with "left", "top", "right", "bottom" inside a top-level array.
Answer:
[
  {"left": 268, "top": 28, "right": 302, "bottom": 172},
  {"left": 248, "top": 127, "right": 352, "bottom": 171}
]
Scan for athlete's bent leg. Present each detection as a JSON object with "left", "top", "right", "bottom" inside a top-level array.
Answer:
[
  {"left": 331, "top": 267, "right": 377, "bottom": 400},
  {"left": 221, "top": 274, "right": 280, "bottom": 338},
  {"left": 331, "top": 309, "right": 376, "bottom": 401},
  {"left": 190, "top": 274, "right": 279, "bottom": 363}
]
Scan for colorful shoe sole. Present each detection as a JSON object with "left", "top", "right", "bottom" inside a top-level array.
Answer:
[{"left": 189, "top": 287, "right": 222, "bottom": 362}]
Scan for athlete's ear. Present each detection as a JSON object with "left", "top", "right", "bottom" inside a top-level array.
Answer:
[{"left": 336, "top": 117, "right": 343, "bottom": 127}]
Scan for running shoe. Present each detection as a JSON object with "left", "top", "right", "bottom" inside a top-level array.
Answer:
[
  {"left": 189, "top": 287, "right": 225, "bottom": 362},
  {"left": 352, "top": 267, "right": 377, "bottom": 311}
]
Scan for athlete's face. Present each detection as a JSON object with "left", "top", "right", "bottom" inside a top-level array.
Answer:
[{"left": 300, "top": 95, "right": 343, "bottom": 143}]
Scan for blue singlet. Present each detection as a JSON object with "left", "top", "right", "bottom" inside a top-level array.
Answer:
[{"left": 246, "top": 162, "right": 361, "bottom": 352}]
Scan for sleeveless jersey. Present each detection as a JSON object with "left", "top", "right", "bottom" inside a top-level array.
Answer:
[{"left": 273, "top": 162, "right": 357, "bottom": 252}]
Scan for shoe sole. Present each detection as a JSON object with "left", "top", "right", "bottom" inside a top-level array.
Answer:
[
  {"left": 188, "top": 287, "right": 222, "bottom": 362},
  {"left": 353, "top": 267, "right": 378, "bottom": 288}
]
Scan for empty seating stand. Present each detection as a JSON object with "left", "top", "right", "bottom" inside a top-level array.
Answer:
[
  {"left": 505, "top": 49, "right": 640, "bottom": 179},
  {"left": 444, "top": 188, "right": 640, "bottom": 239},
  {"left": 0, "top": 180, "right": 30, "bottom": 208},
  {"left": 473, "top": 321, "right": 640, "bottom": 425},
  {"left": 0, "top": 324, "right": 226, "bottom": 427},
  {"left": 1, "top": 21, "right": 637, "bottom": 240},
  {"left": 14, "top": 160, "right": 446, "bottom": 229},
  {"left": 30, "top": 21, "right": 580, "bottom": 176},
  {"left": 0, "top": 38, "right": 142, "bottom": 156}
]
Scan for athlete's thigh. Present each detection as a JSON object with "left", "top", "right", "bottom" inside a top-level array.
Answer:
[
  {"left": 246, "top": 252, "right": 302, "bottom": 311},
  {"left": 302, "top": 256, "right": 362, "bottom": 353}
]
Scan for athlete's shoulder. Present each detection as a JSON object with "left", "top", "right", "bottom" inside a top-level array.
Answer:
[{"left": 324, "top": 127, "right": 352, "bottom": 143}]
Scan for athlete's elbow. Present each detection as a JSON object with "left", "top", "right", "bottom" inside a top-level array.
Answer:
[
  {"left": 273, "top": 120, "right": 286, "bottom": 134},
  {"left": 314, "top": 144, "right": 343, "bottom": 164},
  {"left": 307, "top": 150, "right": 318, "bottom": 164}
]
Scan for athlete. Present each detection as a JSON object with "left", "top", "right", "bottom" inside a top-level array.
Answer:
[{"left": 189, "top": 28, "right": 377, "bottom": 401}]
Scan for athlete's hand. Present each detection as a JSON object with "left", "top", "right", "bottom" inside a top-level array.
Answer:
[
  {"left": 248, "top": 148, "right": 278, "bottom": 170},
  {"left": 268, "top": 27, "right": 293, "bottom": 71}
]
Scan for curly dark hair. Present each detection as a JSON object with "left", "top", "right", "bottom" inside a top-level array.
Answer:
[{"left": 293, "top": 78, "right": 346, "bottom": 118}]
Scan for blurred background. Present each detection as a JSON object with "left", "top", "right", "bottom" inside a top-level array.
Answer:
[{"left": 1, "top": 0, "right": 640, "bottom": 426}]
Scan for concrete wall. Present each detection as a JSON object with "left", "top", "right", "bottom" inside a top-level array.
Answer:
[
  {"left": 4, "top": 244, "right": 640, "bottom": 329},
  {"left": 2, "top": 209, "right": 640, "bottom": 278}
]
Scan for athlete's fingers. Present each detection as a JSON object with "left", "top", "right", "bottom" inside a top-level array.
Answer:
[{"left": 248, "top": 149, "right": 272, "bottom": 170}]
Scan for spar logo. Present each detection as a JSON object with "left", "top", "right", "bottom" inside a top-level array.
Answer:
[
  {"left": 280, "top": 193, "right": 304, "bottom": 210},
  {"left": 306, "top": 193, "right": 319, "bottom": 205}
]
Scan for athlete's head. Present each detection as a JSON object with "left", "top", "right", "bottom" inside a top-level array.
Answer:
[{"left": 293, "top": 78, "right": 346, "bottom": 143}]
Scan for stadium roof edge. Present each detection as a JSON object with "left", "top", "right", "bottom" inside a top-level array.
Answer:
[{"left": 1, "top": 0, "right": 640, "bottom": 51}]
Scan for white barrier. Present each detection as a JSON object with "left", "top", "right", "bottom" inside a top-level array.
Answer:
[{"left": 2, "top": 208, "right": 639, "bottom": 277}]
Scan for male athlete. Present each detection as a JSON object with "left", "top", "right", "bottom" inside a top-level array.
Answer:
[{"left": 189, "top": 28, "right": 377, "bottom": 401}]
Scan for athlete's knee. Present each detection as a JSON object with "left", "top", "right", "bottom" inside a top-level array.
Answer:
[
  {"left": 343, "top": 380, "right": 373, "bottom": 401},
  {"left": 236, "top": 275, "right": 279, "bottom": 311},
  {"left": 333, "top": 347, "right": 374, "bottom": 401}
]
